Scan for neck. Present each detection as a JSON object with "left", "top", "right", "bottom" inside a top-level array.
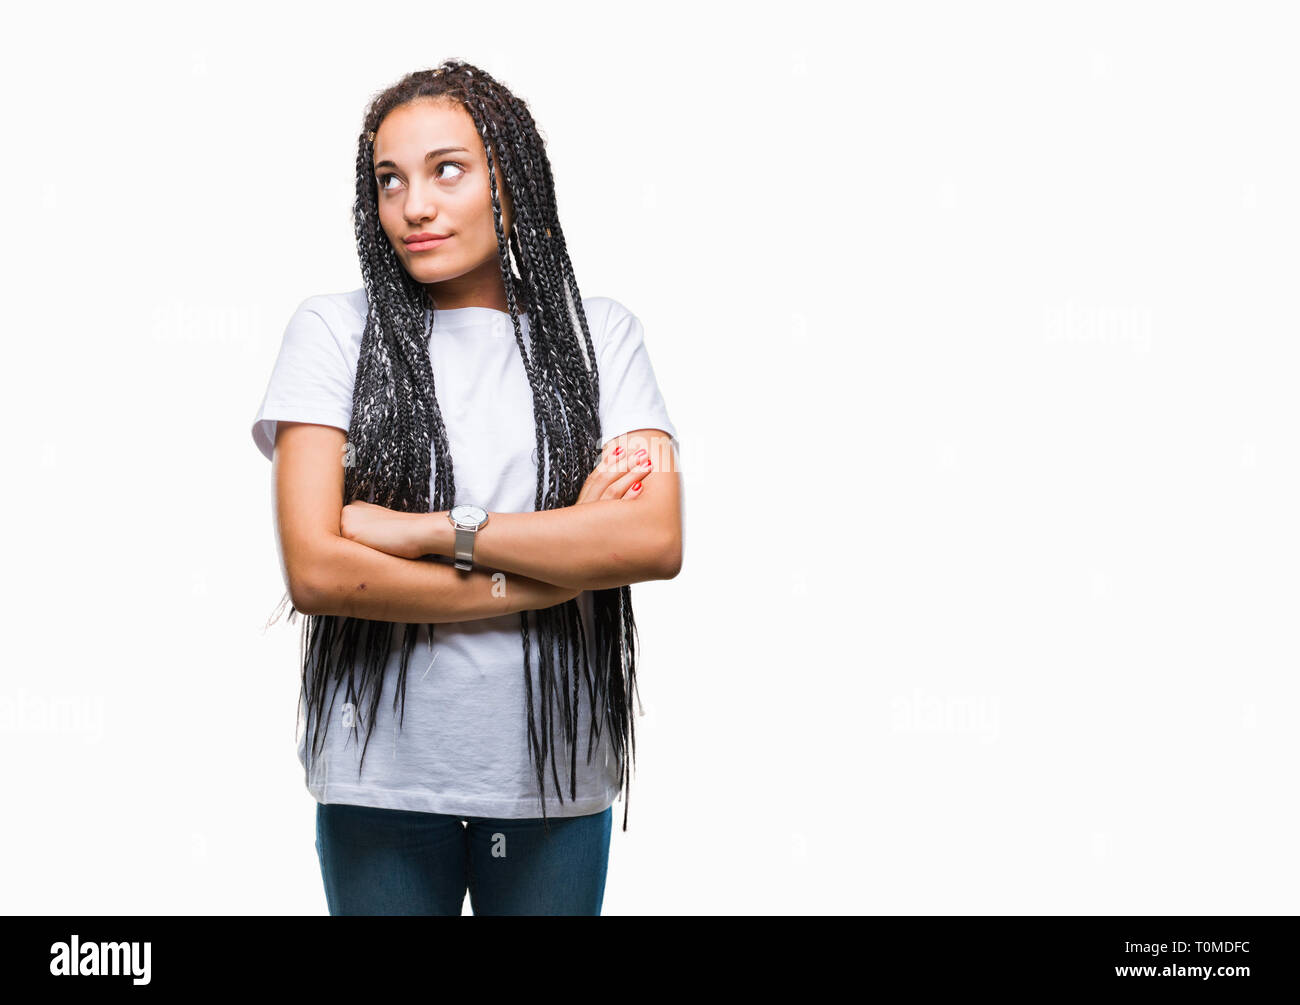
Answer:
[{"left": 424, "top": 267, "right": 525, "bottom": 313}]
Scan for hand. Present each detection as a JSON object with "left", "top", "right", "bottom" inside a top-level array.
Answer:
[
  {"left": 339, "top": 500, "right": 435, "bottom": 560},
  {"left": 576, "top": 441, "right": 654, "bottom": 504}
]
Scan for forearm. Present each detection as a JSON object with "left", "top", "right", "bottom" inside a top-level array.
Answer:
[
  {"left": 297, "top": 533, "right": 571, "bottom": 622},
  {"left": 429, "top": 494, "right": 679, "bottom": 592}
]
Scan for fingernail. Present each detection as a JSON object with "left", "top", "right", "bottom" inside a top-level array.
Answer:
[
  {"left": 613, "top": 447, "right": 622, "bottom": 456},
  {"left": 631, "top": 481, "right": 642, "bottom": 491},
  {"left": 635, "top": 448, "right": 647, "bottom": 457}
]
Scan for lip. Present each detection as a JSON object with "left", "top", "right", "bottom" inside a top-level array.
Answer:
[{"left": 405, "top": 232, "right": 451, "bottom": 252}]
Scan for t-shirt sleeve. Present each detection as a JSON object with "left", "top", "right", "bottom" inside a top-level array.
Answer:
[
  {"left": 594, "top": 299, "right": 678, "bottom": 450},
  {"left": 250, "top": 299, "right": 356, "bottom": 461}
]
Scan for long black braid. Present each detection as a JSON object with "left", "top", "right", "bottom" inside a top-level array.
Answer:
[{"left": 270, "top": 60, "right": 642, "bottom": 832}]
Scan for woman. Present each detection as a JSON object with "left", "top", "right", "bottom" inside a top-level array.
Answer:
[{"left": 250, "top": 60, "right": 683, "bottom": 916}]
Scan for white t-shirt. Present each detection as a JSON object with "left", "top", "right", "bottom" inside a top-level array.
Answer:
[{"left": 251, "top": 288, "right": 678, "bottom": 818}]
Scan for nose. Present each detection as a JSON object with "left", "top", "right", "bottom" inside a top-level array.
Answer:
[{"left": 404, "top": 179, "right": 439, "bottom": 224}]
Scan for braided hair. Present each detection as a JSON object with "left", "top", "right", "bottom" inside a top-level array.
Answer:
[{"left": 273, "top": 59, "right": 642, "bottom": 832}]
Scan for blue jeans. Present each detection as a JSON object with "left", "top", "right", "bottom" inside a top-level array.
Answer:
[{"left": 314, "top": 801, "right": 613, "bottom": 915}]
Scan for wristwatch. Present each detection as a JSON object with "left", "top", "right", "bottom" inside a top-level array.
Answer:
[{"left": 447, "top": 504, "right": 490, "bottom": 571}]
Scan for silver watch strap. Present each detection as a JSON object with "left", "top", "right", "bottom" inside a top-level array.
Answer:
[{"left": 453, "top": 524, "right": 476, "bottom": 571}]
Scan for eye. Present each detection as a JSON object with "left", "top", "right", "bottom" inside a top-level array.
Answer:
[{"left": 376, "top": 161, "right": 465, "bottom": 194}]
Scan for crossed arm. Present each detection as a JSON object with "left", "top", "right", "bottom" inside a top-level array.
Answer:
[
  {"left": 418, "top": 461, "right": 683, "bottom": 591},
  {"left": 272, "top": 423, "right": 682, "bottom": 622}
]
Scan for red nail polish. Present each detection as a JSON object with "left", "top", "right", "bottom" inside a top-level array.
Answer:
[
  {"left": 632, "top": 481, "right": 641, "bottom": 491},
  {"left": 613, "top": 447, "right": 622, "bottom": 456}
]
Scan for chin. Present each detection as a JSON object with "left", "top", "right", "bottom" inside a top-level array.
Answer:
[{"left": 406, "top": 261, "right": 450, "bottom": 283}]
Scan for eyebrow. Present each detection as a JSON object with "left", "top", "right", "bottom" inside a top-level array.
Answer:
[{"left": 373, "top": 147, "right": 470, "bottom": 171}]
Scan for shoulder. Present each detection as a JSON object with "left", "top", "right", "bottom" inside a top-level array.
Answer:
[
  {"left": 580, "top": 295, "right": 639, "bottom": 349},
  {"left": 284, "top": 287, "right": 367, "bottom": 367},
  {"left": 296, "top": 286, "right": 367, "bottom": 327},
  {"left": 581, "top": 295, "right": 632, "bottom": 324}
]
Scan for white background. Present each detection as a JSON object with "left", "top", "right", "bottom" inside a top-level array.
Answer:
[{"left": 2, "top": 0, "right": 1295, "bottom": 914}]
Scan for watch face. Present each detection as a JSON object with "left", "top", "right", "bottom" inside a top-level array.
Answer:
[{"left": 450, "top": 504, "right": 487, "bottom": 526}]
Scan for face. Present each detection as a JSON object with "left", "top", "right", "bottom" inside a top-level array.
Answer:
[{"left": 371, "top": 97, "right": 514, "bottom": 307}]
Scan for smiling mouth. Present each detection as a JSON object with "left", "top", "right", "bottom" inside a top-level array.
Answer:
[{"left": 406, "top": 235, "right": 451, "bottom": 252}]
